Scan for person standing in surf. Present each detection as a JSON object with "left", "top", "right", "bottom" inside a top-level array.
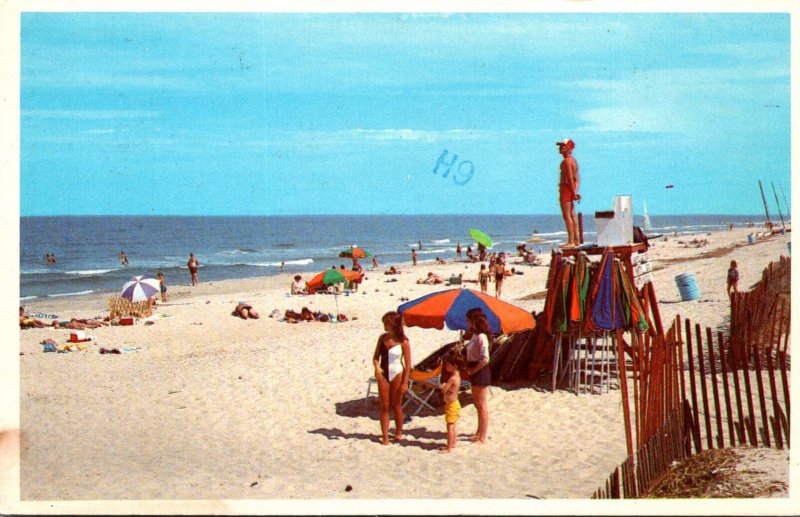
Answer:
[
  {"left": 187, "top": 253, "right": 199, "bottom": 286},
  {"left": 556, "top": 138, "right": 581, "bottom": 247}
]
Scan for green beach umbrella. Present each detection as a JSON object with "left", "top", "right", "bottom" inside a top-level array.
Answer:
[
  {"left": 338, "top": 246, "right": 373, "bottom": 259},
  {"left": 469, "top": 228, "right": 493, "bottom": 248},
  {"left": 306, "top": 268, "right": 362, "bottom": 292},
  {"left": 305, "top": 268, "right": 363, "bottom": 316}
]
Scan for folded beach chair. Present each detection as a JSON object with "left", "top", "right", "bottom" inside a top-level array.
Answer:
[
  {"left": 365, "top": 341, "right": 470, "bottom": 413},
  {"left": 402, "top": 365, "right": 443, "bottom": 416},
  {"left": 403, "top": 364, "right": 472, "bottom": 417},
  {"left": 364, "top": 365, "right": 442, "bottom": 409}
]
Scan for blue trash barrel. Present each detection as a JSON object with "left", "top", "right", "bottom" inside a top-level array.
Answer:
[
  {"left": 747, "top": 234, "right": 756, "bottom": 245},
  {"left": 674, "top": 272, "right": 701, "bottom": 301}
]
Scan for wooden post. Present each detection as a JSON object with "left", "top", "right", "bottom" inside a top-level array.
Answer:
[
  {"left": 578, "top": 212, "right": 584, "bottom": 244},
  {"left": 741, "top": 318, "right": 758, "bottom": 446},
  {"left": 752, "top": 339, "right": 771, "bottom": 447},
  {"left": 778, "top": 351, "right": 790, "bottom": 428},
  {"left": 611, "top": 467, "right": 621, "bottom": 499},
  {"left": 717, "top": 331, "right": 737, "bottom": 447},
  {"left": 645, "top": 281, "right": 664, "bottom": 336},
  {"left": 616, "top": 329, "right": 634, "bottom": 457},
  {"left": 695, "top": 324, "right": 713, "bottom": 449},
  {"left": 684, "top": 318, "right": 702, "bottom": 453},
  {"left": 705, "top": 327, "right": 724, "bottom": 449},
  {"left": 676, "top": 316, "right": 686, "bottom": 407},
  {"left": 730, "top": 341, "right": 747, "bottom": 444},
  {"left": 634, "top": 333, "right": 645, "bottom": 445},
  {"left": 765, "top": 348, "right": 784, "bottom": 449}
]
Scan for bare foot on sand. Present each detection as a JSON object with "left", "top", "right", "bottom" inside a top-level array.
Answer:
[{"left": 437, "top": 447, "right": 453, "bottom": 454}]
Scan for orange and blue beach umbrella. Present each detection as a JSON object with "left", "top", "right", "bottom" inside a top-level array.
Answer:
[{"left": 398, "top": 288, "right": 535, "bottom": 335}]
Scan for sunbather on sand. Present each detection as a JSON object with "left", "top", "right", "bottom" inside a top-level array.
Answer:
[
  {"left": 51, "top": 318, "right": 106, "bottom": 330},
  {"left": 300, "top": 307, "right": 315, "bottom": 321},
  {"left": 291, "top": 275, "right": 307, "bottom": 295},
  {"left": 233, "top": 302, "right": 260, "bottom": 320},
  {"left": 384, "top": 266, "right": 401, "bottom": 275},
  {"left": 417, "top": 272, "right": 443, "bottom": 285},
  {"left": 19, "top": 306, "right": 48, "bottom": 329}
]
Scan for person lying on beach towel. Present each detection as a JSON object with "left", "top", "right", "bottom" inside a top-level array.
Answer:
[
  {"left": 384, "top": 266, "right": 401, "bottom": 275},
  {"left": 417, "top": 272, "right": 443, "bottom": 285},
  {"left": 51, "top": 318, "right": 106, "bottom": 330},
  {"left": 19, "top": 306, "right": 48, "bottom": 329},
  {"left": 284, "top": 308, "right": 332, "bottom": 323},
  {"left": 233, "top": 302, "right": 260, "bottom": 320}
]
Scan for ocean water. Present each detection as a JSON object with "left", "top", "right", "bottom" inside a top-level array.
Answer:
[{"left": 19, "top": 214, "right": 762, "bottom": 300}]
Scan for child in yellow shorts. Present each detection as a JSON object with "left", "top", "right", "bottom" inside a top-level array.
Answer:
[{"left": 439, "top": 351, "right": 465, "bottom": 453}]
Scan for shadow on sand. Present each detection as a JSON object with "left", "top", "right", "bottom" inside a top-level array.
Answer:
[
  {"left": 335, "top": 391, "right": 475, "bottom": 420},
  {"left": 308, "top": 426, "right": 461, "bottom": 452}
]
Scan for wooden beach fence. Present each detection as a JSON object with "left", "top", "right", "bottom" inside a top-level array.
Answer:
[
  {"left": 108, "top": 296, "right": 153, "bottom": 319},
  {"left": 593, "top": 256, "right": 790, "bottom": 498}
]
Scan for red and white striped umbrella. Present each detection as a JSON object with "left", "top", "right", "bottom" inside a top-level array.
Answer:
[{"left": 120, "top": 274, "right": 160, "bottom": 302}]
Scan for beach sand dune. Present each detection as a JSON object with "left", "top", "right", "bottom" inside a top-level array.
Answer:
[{"left": 8, "top": 227, "right": 790, "bottom": 505}]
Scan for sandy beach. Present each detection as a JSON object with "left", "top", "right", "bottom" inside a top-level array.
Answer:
[{"left": 4, "top": 227, "right": 792, "bottom": 512}]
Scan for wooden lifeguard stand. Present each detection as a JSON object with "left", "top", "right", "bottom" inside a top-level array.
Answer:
[{"left": 548, "top": 238, "right": 665, "bottom": 395}]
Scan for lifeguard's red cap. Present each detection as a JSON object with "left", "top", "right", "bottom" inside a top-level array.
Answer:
[{"left": 556, "top": 138, "right": 575, "bottom": 149}]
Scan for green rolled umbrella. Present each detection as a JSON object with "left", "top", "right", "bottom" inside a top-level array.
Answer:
[{"left": 469, "top": 228, "right": 493, "bottom": 248}]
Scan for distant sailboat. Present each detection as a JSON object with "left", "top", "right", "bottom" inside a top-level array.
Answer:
[{"left": 643, "top": 200, "right": 653, "bottom": 231}]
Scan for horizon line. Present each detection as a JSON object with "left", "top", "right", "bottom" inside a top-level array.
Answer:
[{"left": 19, "top": 213, "right": 773, "bottom": 218}]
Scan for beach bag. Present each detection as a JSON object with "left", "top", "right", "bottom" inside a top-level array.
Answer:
[{"left": 69, "top": 330, "right": 87, "bottom": 342}]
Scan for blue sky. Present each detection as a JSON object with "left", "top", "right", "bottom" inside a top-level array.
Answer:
[{"left": 19, "top": 12, "right": 791, "bottom": 216}]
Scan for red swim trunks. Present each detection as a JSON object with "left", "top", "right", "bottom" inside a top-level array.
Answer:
[{"left": 559, "top": 184, "right": 575, "bottom": 203}]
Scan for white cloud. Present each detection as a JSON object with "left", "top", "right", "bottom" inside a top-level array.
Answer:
[
  {"left": 577, "top": 107, "right": 682, "bottom": 133},
  {"left": 572, "top": 64, "right": 788, "bottom": 134},
  {"left": 345, "top": 129, "right": 485, "bottom": 143},
  {"left": 23, "top": 109, "right": 161, "bottom": 120}
]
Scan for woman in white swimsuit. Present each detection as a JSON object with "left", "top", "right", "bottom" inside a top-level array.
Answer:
[{"left": 372, "top": 311, "right": 411, "bottom": 445}]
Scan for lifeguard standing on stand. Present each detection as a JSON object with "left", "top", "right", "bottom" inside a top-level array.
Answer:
[{"left": 557, "top": 138, "right": 580, "bottom": 247}]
